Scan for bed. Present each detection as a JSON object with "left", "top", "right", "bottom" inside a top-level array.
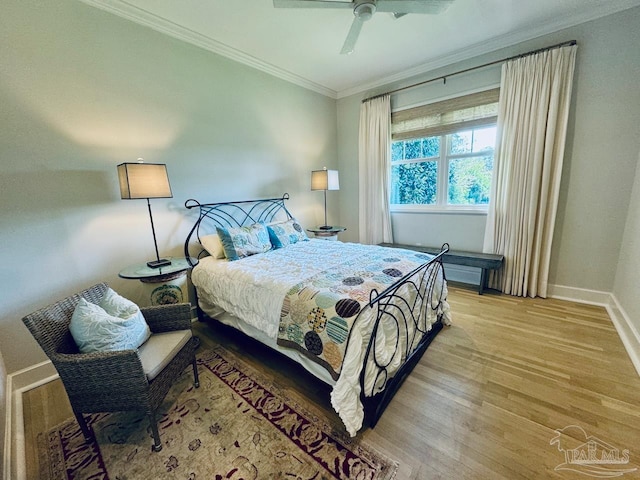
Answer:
[{"left": 183, "top": 193, "right": 451, "bottom": 436}]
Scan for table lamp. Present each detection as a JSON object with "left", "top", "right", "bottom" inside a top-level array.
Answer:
[
  {"left": 117, "top": 160, "right": 173, "bottom": 268},
  {"left": 311, "top": 167, "right": 339, "bottom": 230}
]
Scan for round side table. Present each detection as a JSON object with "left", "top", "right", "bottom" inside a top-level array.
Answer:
[
  {"left": 307, "top": 226, "right": 346, "bottom": 241},
  {"left": 119, "top": 257, "right": 199, "bottom": 306}
]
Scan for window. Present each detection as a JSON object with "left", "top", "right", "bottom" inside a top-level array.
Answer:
[
  {"left": 391, "top": 126, "right": 496, "bottom": 207},
  {"left": 390, "top": 89, "right": 499, "bottom": 211}
]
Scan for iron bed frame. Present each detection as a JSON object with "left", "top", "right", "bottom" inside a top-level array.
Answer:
[{"left": 184, "top": 193, "right": 449, "bottom": 429}]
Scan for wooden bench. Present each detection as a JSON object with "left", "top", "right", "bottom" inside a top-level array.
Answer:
[{"left": 379, "top": 243, "right": 504, "bottom": 294}]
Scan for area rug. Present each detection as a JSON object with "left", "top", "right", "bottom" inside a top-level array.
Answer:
[{"left": 37, "top": 346, "right": 398, "bottom": 479}]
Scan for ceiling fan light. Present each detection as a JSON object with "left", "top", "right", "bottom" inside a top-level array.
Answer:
[{"left": 354, "top": 2, "right": 376, "bottom": 21}]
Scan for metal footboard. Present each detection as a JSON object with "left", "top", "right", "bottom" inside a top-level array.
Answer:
[{"left": 353, "top": 244, "right": 449, "bottom": 427}]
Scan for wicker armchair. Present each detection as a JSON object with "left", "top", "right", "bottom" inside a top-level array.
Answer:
[{"left": 22, "top": 282, "right": 200, "bottom": 452}]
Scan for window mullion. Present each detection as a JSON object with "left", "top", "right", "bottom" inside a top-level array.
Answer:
[{"left": 438, "top": 136, "right": 448, "bottom": 205}]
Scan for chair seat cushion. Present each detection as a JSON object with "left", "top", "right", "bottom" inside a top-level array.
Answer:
[{"left": 137, "top": 330, "right": 192, "bottom": 381}]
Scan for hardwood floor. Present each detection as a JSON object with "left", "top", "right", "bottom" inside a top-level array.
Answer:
[{"left": 22, "top": 285, "right": 640, "bottom": 479}]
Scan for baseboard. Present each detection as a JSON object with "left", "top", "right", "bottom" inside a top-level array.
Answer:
[
  {"left": 5, "top": 360, "right": 58, "bottom": 480},
  {"left": 547, "top": 283, "right": 611, "bottom": 306},
  {"left": 4, "top": 374, "right": 12, "bottom": 480},
  {"left": 606, "top": 295, "right": 640, "bottom": 377},
  {"left": 548, "top": 284, "right": 640, "bottom": 378}
]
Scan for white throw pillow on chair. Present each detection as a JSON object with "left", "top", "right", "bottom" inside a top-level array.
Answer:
[{"left": 70, "top": 289, "right": 151, "bottom": 353}]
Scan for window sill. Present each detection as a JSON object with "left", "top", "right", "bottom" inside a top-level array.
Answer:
[{"left": 390, "top": 205, "right": 488, "bottom": 215}]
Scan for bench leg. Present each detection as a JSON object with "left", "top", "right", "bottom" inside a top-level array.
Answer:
[{"left": 479, "top": 269, "right": 488, "bottom": 295}]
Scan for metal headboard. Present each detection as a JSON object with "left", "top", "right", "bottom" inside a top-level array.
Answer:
[{"left": 184, "top": 193, "right": 293, "bottom": 266}]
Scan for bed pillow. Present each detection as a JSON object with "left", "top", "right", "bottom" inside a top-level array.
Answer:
[
  {"left": 267, "top": 218, "right": 308, "bottom": 249},
  {"left": 200, "top": 234, "right": 226, "bottom": 259},
  {"left": 216, "top": 222, "right": 272, "bottom": 261},
  {"left": 70, "top": 291, "right": 151, "bottom": 353}
]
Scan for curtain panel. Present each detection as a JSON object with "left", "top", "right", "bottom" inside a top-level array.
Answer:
[
  {"left": 483, "top": 44, "right": 578, "bottom": 298},
  {"left": 358, "top": 94, "right": 393, "bottom": 245}
]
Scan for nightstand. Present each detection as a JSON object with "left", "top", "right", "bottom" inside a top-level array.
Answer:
[
  {"left": 307, "top": 226, "right": 346, "bottom": 241},
  {"left": 119, "top": 257, "right": 199, "bottom": 306}
]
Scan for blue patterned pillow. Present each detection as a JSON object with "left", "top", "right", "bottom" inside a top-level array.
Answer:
[
  {"left": 216, "top": 222, "right": 272, "bottom": 261},
  {"left": 267, "top": 219, "right": 308, "bottom": 249}
]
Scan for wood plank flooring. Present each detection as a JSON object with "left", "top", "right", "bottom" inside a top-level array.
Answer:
[{"left": 22, "top": 285, "right": 640, "bottom": 479}]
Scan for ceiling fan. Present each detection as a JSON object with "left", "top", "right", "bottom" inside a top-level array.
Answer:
[{"left": 273, "top": 0, "right": 454, "bottom": 55}]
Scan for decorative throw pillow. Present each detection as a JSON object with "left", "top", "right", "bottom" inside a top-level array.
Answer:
[
  {"left": 216, "top": 222, "right": 272, "bottom": 261},
  {"left": 200, "top": 234, "right": 226, "bottom": 259},
  {"left": 70, "top": 290, "right": 151, "bottom": 353},
  {"left": 98, "top": 287, "right": 146, "bottom": 322},
  {"left": 267, "top": 218, "right": 308, "bottom": 249}
]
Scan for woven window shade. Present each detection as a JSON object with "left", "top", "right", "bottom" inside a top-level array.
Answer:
[{"left": 392, "top": 88, "right": 500, "bottom": 140}]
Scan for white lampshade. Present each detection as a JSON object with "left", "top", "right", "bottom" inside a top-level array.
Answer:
[
  {"left": 117, "top": 162, "right": 172, "bottom": 199},
  {"left": 311, "top": 169, "right": 339, "bottom": 191}
]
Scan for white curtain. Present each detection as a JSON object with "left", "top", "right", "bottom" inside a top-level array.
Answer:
[
  {"left": 358, "top": 94, "right": 393, "bottom": 245},
  {"left": 483, "top": 45, "right": 577, "bottom": 298}
]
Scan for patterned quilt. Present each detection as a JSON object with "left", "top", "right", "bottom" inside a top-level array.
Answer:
[{"left": 276, "top": 244, "right": 436, "bottom": 380}]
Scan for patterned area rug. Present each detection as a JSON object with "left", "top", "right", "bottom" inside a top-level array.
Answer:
[{"left": 37, "top": 346, "right": 397, "bottom": 479}]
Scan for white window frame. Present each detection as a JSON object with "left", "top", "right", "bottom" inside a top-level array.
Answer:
[
  {"left": 390, "top": 124, "right": 496, "bottom": 215},
  {"left": 390, "top": 87, "right": 499, "bottom": 215}
]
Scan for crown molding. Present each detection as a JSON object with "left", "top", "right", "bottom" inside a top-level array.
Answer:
[
  {"left": 77, "top": 0, "right": 639, "bottom": 100},
  {"left": 77, "top": 0, "right": 338, "bottom": 99}
]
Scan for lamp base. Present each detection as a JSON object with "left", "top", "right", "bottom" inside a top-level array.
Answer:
[
  {"left": 318, "top": 225, "right": 334, "bottom": 230},
  {"left": 147, "top": 258, "right": 172, "bottom": 269}
]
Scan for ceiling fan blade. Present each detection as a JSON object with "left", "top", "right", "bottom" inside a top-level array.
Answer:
[
  {"left": 376, "top": 0, "right": 454, "bottom": 14},
  {"left": 340, "top": 16, "right": 363, "bottom": 55},
  {"left": 273, "top": 0, "right": 353, "bottom": 9}
]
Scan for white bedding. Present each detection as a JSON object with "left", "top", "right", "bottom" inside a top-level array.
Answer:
[{"left": 191, "top": 239, "right": 451, "bottom": 436}]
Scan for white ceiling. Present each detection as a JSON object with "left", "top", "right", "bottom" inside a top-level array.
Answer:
[{"left": 80, "top": 0, "right": 640, "bottom": 98}]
